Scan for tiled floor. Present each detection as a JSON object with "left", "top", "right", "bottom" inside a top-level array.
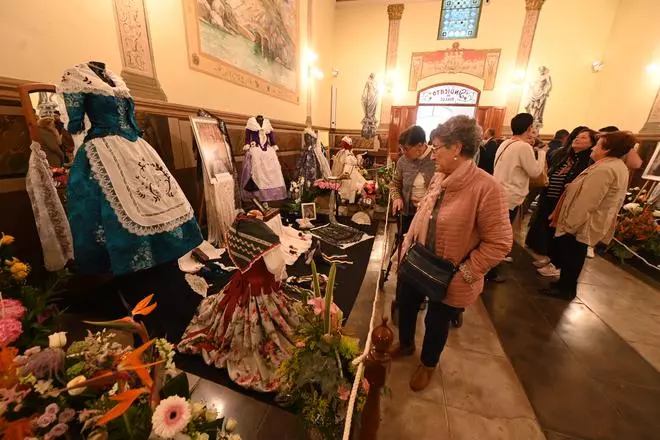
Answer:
[{"left": 377, "top": 241, "right": 545, "bottom": 439}]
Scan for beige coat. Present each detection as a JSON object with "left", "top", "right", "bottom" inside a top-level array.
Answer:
[{"left": 555, "top": 157, "right": 629, "bottom": 246}]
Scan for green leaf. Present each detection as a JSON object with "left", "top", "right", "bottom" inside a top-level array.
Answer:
[
  {"left": 311, "top": 260, "right": 321, "bottom": 298},
  {"left": 324, "top": 264, "right": 336, "bottom": 333},
  {"left": 160, "top": 372, "right": 190, "bottom": 399}
]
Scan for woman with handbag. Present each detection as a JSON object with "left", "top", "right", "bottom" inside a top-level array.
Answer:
[
  {"left": 391, "top": 116, "right": 513, "bottom": 392},
  {"left": 543, "top": 131, "right": 636, "bottom": 300},
  {"left": 528, "top": 128, "right": 598, "bottom": 277}
]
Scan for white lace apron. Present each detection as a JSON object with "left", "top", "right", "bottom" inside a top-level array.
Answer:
[{"left": 86, "top": 135, "right": 194, "bottom": 235}]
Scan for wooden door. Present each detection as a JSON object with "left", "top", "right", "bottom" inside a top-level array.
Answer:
[
  {"left": 475, "top": 106, "right": 506, "bottom": 137},
  {"left": 389, "top": 106, "right": 418, "bottom": 159}
]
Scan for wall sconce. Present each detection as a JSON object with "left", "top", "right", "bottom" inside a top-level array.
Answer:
[
  {"left": 646, "top": 63, "right": 660, "bottom": 76},
  {"left": 508, "top": 69, "right": 526, "bottom": 89},
  {"left": 304, "top": 50, "right": 324, "bottom": 81},
  {"left": 591, "top": 61, "right": 604, "bottom": 73}
]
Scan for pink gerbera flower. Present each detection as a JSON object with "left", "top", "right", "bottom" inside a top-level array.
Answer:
[{"left": 151, "top": 395, "right": 192, "bottom": 438}]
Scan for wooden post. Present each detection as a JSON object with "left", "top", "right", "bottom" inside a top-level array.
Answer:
[{"left": 358, "top": 317, "right": 394, "bottom": 440}]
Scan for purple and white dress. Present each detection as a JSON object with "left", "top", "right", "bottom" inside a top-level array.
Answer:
[{"left": 240, "top": 117, "right": 287, "bottom": 202}]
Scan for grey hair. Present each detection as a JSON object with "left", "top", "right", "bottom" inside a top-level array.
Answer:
[{"left": 431, "top": 115, "right": 482, "bottom": 159}]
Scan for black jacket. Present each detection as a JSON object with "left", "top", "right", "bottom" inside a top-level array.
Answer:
[{"left": 478, "top": 138, "right": 500, "bottom": 175}]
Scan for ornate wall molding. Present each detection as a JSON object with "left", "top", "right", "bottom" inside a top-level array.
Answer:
[
  {"left": 641, "top": 87, "right": 660, "bottom": 134},
  {"left": 113, "top": 0, "right": 168, "bottom": 101},
  {"left": 408, "top": 42, "right": 501, "bottom": 91},
  {"left": 380, "top": 3, "right": 404, "bottom": 129},
  {"left": 503, "top": 0, "right": 545, "bottom": 130}
]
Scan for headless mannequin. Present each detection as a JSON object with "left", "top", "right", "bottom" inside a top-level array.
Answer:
[
  {"left": 88, "top": 61, "right": 115, "bottom": 87},
  {"left": 256, "top": 115, "right": 264, "bottom": 127}
]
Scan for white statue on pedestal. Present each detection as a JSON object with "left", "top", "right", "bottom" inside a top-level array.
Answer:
[{"left": 525, "top": 66, "right": 552, "bottom": 128}]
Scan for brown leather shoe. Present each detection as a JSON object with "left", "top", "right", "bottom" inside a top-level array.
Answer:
[
  {"left": 409, "top": 364, "right": 435, "bottom": 391},
  {"left": 388, "top": 343, "right": 415, "bottom": 358}
]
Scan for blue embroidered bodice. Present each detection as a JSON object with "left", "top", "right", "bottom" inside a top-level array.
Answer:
[{"left": 64, "top": 92, "right": 142, "bottom": 143}]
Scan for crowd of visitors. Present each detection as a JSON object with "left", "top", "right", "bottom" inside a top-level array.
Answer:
[{"left": 389, "top": 112, "right": 639, "bottom": 392}]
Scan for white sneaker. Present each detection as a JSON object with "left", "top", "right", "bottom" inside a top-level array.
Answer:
[
  {"left": 587, "top": 247, "right": 595, "bottom": 258},
  {"left": 537, "top": 263, "right": 560, "bottom": 277},
  {"left": 533, "top": 257, "right": 551, "bottom": 268}
]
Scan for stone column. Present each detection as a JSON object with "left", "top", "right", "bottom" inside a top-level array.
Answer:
[
  {"left": 641, "top": 87, "right": 660, "bottom": 133},
  {"left": 113, "top": 0, "right": 167, "bottom": 101},
  {"left": 503, "top": 0, "right": 546, "bottom": 131},
  {"left": 306, "top": 0, "right": 314, "bottom": 126},
  {"left": 379, "top": 4, "right": 404, "bottom": 129}
]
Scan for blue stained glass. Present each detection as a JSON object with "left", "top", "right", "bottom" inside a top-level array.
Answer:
[{"left": 438, "top": 0, "right": 482, "bottom": 40}]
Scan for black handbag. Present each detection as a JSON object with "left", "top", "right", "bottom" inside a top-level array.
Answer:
[{"left": 398, "top": 242, "right": 459, "bottom": 302}]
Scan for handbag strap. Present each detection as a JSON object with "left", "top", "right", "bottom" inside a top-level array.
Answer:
[{"left": 494, "top": 140, "right": 517, "bottom": 169}]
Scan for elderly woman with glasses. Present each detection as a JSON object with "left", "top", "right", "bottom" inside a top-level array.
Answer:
[{"left": 391, "top": 115, "right": 512, "bottom": 392}]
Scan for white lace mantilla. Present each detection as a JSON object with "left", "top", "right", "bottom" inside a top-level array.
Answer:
[
  {"left": 86, "top": 136, "right": 194, "bottom": 236},
  {"left": 205, "top": 172, "right": 237, "bottom": 246},
  {"left": 57, "top": 63, "right": 131, "bottom": 98},
  {"left": 25, "top": 142, "right": 74, "bottom": 271}
]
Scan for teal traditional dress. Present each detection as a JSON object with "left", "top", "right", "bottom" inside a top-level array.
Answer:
[{"left": 58, "top": 63, "right": 202, "bottom": 276}]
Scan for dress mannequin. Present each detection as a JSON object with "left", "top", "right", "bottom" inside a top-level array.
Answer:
[
  {"left": 331, "top": 136, "right": 366, "bottom": 203},
  {"left": 295, "top": 127, "right": 331, "bottom": 183},
  {"left": 240, "top": 116, "right": 287, "bottom": 201}
]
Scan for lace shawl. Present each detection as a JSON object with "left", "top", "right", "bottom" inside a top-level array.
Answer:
[{"left": 25, "top": 142, "right": 74, "bottom": 271}]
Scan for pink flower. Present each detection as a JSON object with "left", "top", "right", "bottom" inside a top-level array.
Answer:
[
  {"left": 46, "top": 422, "right": 68, "bottom": 438},
  {"left": 0, "top": 299, "right": 26, "bottom": 320},
  {"left": 0, "top": 318, "right": 22, "bottom": 346},
  {"left": 151, "top": 395, "right": 192, "bottom": 438},
  {"left": 45, "top": 403, "right": 59, "bottom": 415},
  {"left": 306, "top": 298, "right": 342, "bottom": 330},
  {"left": 295, "top": 340, "right": 305, "bottom": 348},
  {"left": 58, "top": 408, "right": 75, "bottom": 423},
  {"left": 36, "top": 412, "right": 56, "bottom": 428},
  {"left": 338, "top": 384, "right": 350, "bottom": 401},
  {"left": 362, "top": 378, "right": 370, "bottom": 394}
]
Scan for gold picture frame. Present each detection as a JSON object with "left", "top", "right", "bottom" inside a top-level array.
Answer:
[{"left": 182, "top": 0, "right": 300, "bottom": 104}]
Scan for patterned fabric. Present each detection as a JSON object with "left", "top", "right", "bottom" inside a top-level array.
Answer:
[
  {"left": 239, "top": 117, "right": 286, "bottom": 201},
  {"left": 177, "top": 254, "right": 301, "bottom": 392},
  {"left": 26, "top": 142, "right": 74, "bottom": 271},
  {"left": 61, "top": 63, "right": 202, "bottom": 275},
  {"left": 68, "top": 148, "right": 202, "bottom": 276},
  {"left": 227, "top": 216, "right": 280, "bottom": 273}
]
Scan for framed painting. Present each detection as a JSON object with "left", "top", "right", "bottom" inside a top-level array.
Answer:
[
  {"left": 642, "top": 142, "right": 660, "bottom": 182},
  {"left": 183, "top": 0, "right": 300, "bottom": 104},
  {"left": 189, "top": 116, "right": 235, "bottom": 180}
]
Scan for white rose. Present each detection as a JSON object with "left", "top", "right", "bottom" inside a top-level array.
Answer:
[
  {"left": 191, "top": 401, "right": 206, "bottom": 418},
  {"left": 622, "top": 203, "right": 643, "bottom": 214},
  {"left": 48, "top": 332, "right": 67, "bottom": 349},
  {"left": 66, "top": 375, "right": 87, "bottom": 396},
  {"left": 205, "top": 408, "right": 217, "bottom": 422},
  {"left": 225, "top": 418, "right": 238, "bottom": 432}
]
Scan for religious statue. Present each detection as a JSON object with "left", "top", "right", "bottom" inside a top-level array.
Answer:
[
  {"left": 525, "top": 66, "right": 552, "bottom": 128},
  {"left": 361, "top": 73, "right": 379, "bottom": 139}
]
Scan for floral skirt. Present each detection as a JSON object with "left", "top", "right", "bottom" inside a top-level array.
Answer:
[{"left": 177, "top": 259, "right": 301, "bottom": 392}]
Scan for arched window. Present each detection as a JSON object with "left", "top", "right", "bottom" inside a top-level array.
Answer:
[{"left": 438, "top": 0, "right": 483, "bottom": 40}]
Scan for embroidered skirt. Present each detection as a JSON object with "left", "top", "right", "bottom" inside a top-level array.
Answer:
[
  {"left": 177, "top": 258, "right": 300, "bottom": 392},
  {"left": 67, "top": 136, "right": 202, "bottom": 276}
]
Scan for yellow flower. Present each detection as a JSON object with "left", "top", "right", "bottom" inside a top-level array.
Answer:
[
  {"left": 0, "top": 234, "right": 15, "bottom": 247},
  {"left": 9, "top": 263, "right": 28, "bottom": 275},
  {"left": 11, "top": 270, "right": 28, "bottom": 281},
  {"left": 4, "top": 257, "right": 19, "bottom": 267}
]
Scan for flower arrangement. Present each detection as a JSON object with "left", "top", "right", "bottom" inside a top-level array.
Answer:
[
  {"left": 375, "top": 166, "right": 393, "bottom": 208},
  {"left": 313, "top": 179, "right": 341, "bottom": 193},
  {"left": 277, "top": 262, "right": 368, "bottom": 439},
  {"left": 0, "top": 233, "right": 63, "bottom": 350},
  {"left": 51, "top": 168, "right": 69, "bottom": 205},
  {"left": 0, "top": 295, "right": 242, "bottom": 440},
  {"left": 611, "top": 186, "right": 660, "bottom": 263}
]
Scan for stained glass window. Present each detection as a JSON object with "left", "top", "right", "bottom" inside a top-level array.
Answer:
[{"left": 438, "top": 0, "right": 483, "bottom": 40}]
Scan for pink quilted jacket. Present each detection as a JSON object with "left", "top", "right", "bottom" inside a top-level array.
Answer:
[{"left": 430, "top": 163, "right": 512, "bottom": 308}]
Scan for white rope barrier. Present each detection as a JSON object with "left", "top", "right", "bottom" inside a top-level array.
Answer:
[
  {"left": 341, "top": 194, "right": 393, "bottom": 440},
  {"left": 611, "top": 237, "right": 660, "bottom": 272}
]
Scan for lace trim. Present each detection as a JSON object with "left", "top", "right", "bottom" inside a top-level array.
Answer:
[
  {"left": 26, "top": 143, "right": 73, "bottom": 271},
  {"left": 86, "top": 143, "right": 194, "bottom": 236},
  {"left": 57, "top": 84, "right": 131, "bottom": 98}
]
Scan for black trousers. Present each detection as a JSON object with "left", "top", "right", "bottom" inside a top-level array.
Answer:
[
  {"left": 552, "top": 233, "right": 587, "bottom": 296},
  {"left": 398, "top": 280, "right": 460, "bottom": 367}
]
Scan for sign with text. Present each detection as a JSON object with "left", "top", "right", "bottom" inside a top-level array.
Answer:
[{"left": 418, "top": 84, "right": 479, "bottom": 105}]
